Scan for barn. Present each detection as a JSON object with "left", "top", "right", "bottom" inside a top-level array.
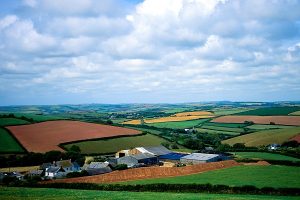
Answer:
[
  {"left": 180, "top": 153, "right": 229, "bottom": 164},
  {"left": 130, "top": 145, "right": 171, "bottom": 156}
]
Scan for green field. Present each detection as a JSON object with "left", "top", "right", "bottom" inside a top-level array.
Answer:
[
  {"left": 201, "top": 125, "right": 244, "bottom": 133},
  {"left": 222, "top": 127, "right": 300, "bottom": 146},
  {"left": 212, "top": 108, "right": 254, "bottom": 116},
  {"left": 247, "top": 124, "right": 292, "bottom": 130},
  {"left": 0, "top": 118, "right": 30, "bottom": 126},
  {"left": 123, "top": 165, "right": 300, "bottom": 188},
  {"left": 196, "top": 128, "right": 240, "bottom": 136},
  {"left": 231, "top": 152, "right": 300, "bottom": 161},
  {"left": 0, "top": 187, "right": 297, "bottom": 200},
  {"left": 63, "top": 134, "right": 169, "bottom": 154},
  {"left": 289, "top": 111, "right": 300, "bottom": 116},
  {"left": 146, "top": 119, "right": 210, "bottom": 129},
  {"left": 203, "top": 122, "right": 247, "bottom": 128},
  {"left": 0, "top": 128, "right": 24, "bottom": 153},
  {"left": 12, "top": 113, "right": 66, "bottom": 122},
  {"left": 234, "top": 107, "right": 300, "bottom": 116}
]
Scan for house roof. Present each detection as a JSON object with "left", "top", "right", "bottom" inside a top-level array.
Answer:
[
  {"left": 88, "top": 162, "right": 109, "bottom": 169},
  {"left": 56, "top": 160, "right": 73, "bottom": 168},
  {"left": 181, "top": 153, "right": 220, "bottom": 161},
  {"left": 136, "top": 146, "right": 171, "bottom": 156},
  {"left": 46, "top": 167, "right": 65, "bottom": 173},
  {"left": 40, "top": 162, "right": 52, "bottom": 170},
  {"left": 28, "top": 170, "right": 43, "bottom": 176},
  {"left": 86, "top": 167, "right": 112, "bottom": 175},
  {"left": 132, "top": 153, "right": 157, "bottom": 160}
]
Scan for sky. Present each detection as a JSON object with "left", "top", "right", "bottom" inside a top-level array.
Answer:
[{"left": 0, "top": 0, "right": 300, "bottom": 106}]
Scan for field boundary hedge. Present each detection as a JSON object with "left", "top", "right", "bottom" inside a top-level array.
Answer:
[{"left": 9, "top": 183, "right": 300, "bottom": 196}]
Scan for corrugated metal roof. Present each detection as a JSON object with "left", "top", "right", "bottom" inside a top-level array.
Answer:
[
  {"left": 181, "top": 153, "right": 220, "bottom": 161},
  {"left": 159, "top": 153, "right": 188, "bottom": 160},
  {"left": 137, "top": 146, "right": 171, "bottom": 156},
  {"left": 88, "top": 162, "right": 109, "bottom": 169},
  {"left": 132, "top": 153, "right": 156, "bottom": 160}
]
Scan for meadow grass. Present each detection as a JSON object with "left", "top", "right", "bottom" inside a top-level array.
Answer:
[
  {"left": 0, "top": 118, "right": 30, "bottom": 126},
  {"left": 63, "top": 134, "right": 168, "bottom": 154},
  {"left": 231, "top": 152, "right": 300, "bottom": 161},
  {"left": 0, "top": 187, "right": 298, "bottom": 200},
  {"left": 122, "top": 165, "right": 300, "bottom": 188},
  {"left": 222, "top": 127, "right": 300, "bottom": 146},
  {"left": 0, "top": 128, "right": 24, "bottom": 153}
]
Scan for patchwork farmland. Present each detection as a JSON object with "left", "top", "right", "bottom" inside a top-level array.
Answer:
[
  {"left": 6, "top": 120, "right": 141, "bottom": 153},
  {"left": 212, "top": 115, "right": 300, "bottom": 126}
]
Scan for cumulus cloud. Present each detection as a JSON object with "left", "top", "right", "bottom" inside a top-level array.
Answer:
[{"left": 0, "top": 0, "right": 300, "bottom": 105}]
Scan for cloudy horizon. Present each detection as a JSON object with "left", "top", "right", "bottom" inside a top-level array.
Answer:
[{"left": 0, "top": 0, "right": 300, "bottom": 106}]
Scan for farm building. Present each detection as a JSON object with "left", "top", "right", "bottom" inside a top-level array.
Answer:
[
  {"left": 130, "top": 145, "right": 171, "bottom": 156},
  {"left": 84, "top": 162, "right": 112, "bottom": 176},
  {"left": 115, "top": 149, "right": 130, "bottom": 158},
  {"left": 180, "top": 153, "right": 230, "bottom": 164},
  {"left": 45, "top": 167, "right": 66, "bottom": 179},
  {"left": 54, "top": 160, "right": 80, "bottom": 172},
  {"left": 159, "top": 152, "right": 188, "bottom": 161},
  {"left": 117, "top": 153, "right": 159, "bottom": 167}
]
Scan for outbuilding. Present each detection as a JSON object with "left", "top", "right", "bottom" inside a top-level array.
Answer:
[{"left": 180, "top": 153, "right": 226, "bottom": 164}]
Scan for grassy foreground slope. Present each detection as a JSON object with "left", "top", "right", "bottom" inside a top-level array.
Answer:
[
  {"left": 0, "top": 187, "right": 297, "bottom": 200},
  {"left": 232, "top": 152, "right": 300, "bottom": 161},
  {"left": 123, "top": 165, "right": 300, "bottom": 188},
  {"left": 63, "top": 134, "right": 168, "bottom": 154},
  {"left": 222, "top": 127, "right": 300, "bottom": 146},
  {"left": 0, "top": 128, "right": 24, "bottom": 153}
]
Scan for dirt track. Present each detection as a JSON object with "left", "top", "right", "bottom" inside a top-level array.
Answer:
[
  {"left": 50, "top": 160, "right": 239, "bottom": 184},
  {"left": 7, "top": 120, "right": 140, "bottom": 153},
  {"left": 212, "top": 115, "right": 300, "bottom": 126}
]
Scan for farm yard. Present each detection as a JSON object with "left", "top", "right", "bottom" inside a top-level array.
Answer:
[
  {"left": 212, "top": 115, "right": 300, "bottom": 126},
  {"left": 1, "top": 187, "right": 297, "bottom": 200},
  {"left": 222, "top": 127, "right": 300, "bottom": 146},
  {"left": 123, "top": 165, "right": 300, "bottom": 189},
  {"left": 63, "top": 133, "right": 168, "bottom": 154},
  {"left": 6, "top": 120, "right": 141, "bottom": 153}
]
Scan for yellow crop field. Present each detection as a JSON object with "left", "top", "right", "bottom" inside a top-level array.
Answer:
[
  {"left": 123, "top": 114, "right": 214, "bottom": 125},
  {"left": 173, "top": 111, "right": 214, "bottom": 117},
  {"left": 0, "top": 165, "right": 40, "bottom": 173},
  {"left": 289, "top": 111, "right": 300, "bottom": 116}
]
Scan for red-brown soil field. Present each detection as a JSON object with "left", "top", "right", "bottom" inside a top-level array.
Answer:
[
  {"left": 49, "top": 160, "right": 239, "bottom": 184},
  {"left": 290, "top": 134, "right": 300, "bottom": 143},
  {"left": 212, "top": 116, "right": 300, "bottom": 126},
  {"left": 7, "top": 120, "right": 141, "bottom": 153}
]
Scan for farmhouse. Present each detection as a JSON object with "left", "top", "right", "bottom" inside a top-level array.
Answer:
[
  {"left": 45, "top": 166, "right": 66, "bottom": 179},
  {"left": 55, "top": 160, "right": 80, "bottom": 172},
  {"left": 180, "top": 153, "right": 229, "bottom": 164}
]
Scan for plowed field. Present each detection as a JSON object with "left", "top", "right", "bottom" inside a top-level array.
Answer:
[
  {"left": 7, "top": 120, "right": 141, "bottom": 153},
  {"left": 50, "top": 160, "right": 239, "bottom": 184},
  {"left": 212, "top": 116, "right": 300, "bottom": 126}
]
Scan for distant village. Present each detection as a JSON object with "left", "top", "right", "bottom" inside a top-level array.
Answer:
[{"left": 0, "top": 145, "right": 231, "bottom": 181}]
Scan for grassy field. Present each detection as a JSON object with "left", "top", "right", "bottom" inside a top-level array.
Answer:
[
  {"left": 289, "top": 111, "right": 300, "bottom": 115},
  {"left": 0, "top": 187, "right": 298, "bottom": 200},
  {"left": 0, "top": 166, "right": 40, "bottom": 173},
  {"left": 0, "top": 118, "right": 30, "bottom": 126},
  {"left": 212, "top": 108, "right": 254, "bottom": 116},
  {"left": 0, "top": 128, "right": 24, "bottom": 153},
  {"left": 123, "top": 165, "right": 300, "bottom": 188},
  {"left": 146, "top": 119, "right": 209, "bottom": 129},
  {"left": 63, "top": 134, "right": 168, "bottom": 154},
  {"left": 201, "top": 125, "right": 244, "bottom": 133},
  {"left": 12, "top": 113, "right": 66, "bottom": 122},
  {"left": 231, "top": 152, "right": 300, "bottom": 161},
  {"left": 203, "top": 122, "right": 247, "bottom": 128},
  {"left": 196, "top": 128, "right": 240, "bottom": 136},
  {"left": 234, "top": 107, "right": 300, "bottom": 116},
  {"left": 247, "top": 124, "right": 292, "bottom": 130},
  {"left": 222, "top": 127, "right": 300, "bottom": 146}
]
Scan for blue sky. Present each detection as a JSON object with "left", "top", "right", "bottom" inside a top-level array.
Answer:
[{"left": 0, "top": 0, "right": 300, "bottom": 105}]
